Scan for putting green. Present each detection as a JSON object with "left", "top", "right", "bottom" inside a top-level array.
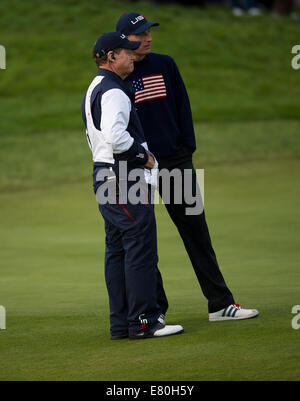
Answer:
[{"left": 0, "top": 158, "right": 299, "bottom": 380}]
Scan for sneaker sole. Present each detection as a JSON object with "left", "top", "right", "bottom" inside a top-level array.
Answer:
[
  {"left": 209, "top": 310, "right": 259, "bottom": 322},
  {"left": 130, "top": 327, "right": 184, "bottom": 340},
  {"left": 153, "top": 327, "right": 184, "bottom": 337}
]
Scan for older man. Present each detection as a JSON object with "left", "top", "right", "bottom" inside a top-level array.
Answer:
[
  {"left": 116, "top": 13, "right": 259, "bottom": 322},
  {"left": 82, "top": 32, "right": 183, "bottom": 339}
]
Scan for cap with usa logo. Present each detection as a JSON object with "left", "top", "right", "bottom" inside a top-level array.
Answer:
[
  {"left": 116, "top": 12, "right": 159, "bottom": 35},
  {"left": 93, "top": 31, "right": 141, "bottom": 57}
]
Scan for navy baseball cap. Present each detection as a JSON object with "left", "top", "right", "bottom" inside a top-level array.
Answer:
[
  {"left": 116, "top": 12, "right": 159, "bottom": 35},
  {"left": 93, "top": 31, "right": 141, "bottom": 57}
]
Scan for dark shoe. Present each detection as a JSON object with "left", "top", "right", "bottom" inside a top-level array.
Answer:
[{"left": 111, "top": 333, "right": 128, "bottom": 340}]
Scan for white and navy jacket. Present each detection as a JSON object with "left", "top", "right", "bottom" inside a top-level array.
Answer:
[{"left": 82, "top": 69, "right": 150, "bottom": 185}]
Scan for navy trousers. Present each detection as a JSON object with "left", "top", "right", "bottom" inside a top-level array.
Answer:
[
  {"left": 157, "top": 159, "right": 235, "bottom": 313},
  {"left": 98, "top": 179, "right": 162, "bottom": 337}
]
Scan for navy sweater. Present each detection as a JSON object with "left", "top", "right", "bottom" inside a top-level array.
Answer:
[{"left": 126, "top": 53, "right": 196, "bottom": 161}]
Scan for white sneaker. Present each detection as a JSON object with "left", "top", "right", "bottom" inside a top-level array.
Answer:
[
  {"left": 290, "top": 12, "right": 299, "bottom": 20},
  {"left": 130, "top": 317, "right": 184, "bottom": 339},
  {"left": 248, "top": 7, "right": 262, "bottom": 16},
  {"left": 232, "top": 8, "right": 244, "bottom": 17},
  {"left": 153, "top": 324, "right": 184, "bottom": 337},
  {"left": 209, "top": 303, "right": 259, "bottom": 322}
]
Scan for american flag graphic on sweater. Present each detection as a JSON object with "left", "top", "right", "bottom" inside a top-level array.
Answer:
[{"left": 131, "top": 74, "right": 167, "bottom": 104}]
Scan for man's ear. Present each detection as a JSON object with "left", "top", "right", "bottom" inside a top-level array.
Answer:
[{"left": 108, "top": 51, "right": 115, "bottom": 62}]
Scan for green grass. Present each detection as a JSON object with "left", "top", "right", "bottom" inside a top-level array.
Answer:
[
  {"left": 1, "top": 0, "right": 300, "bottom": 381},
  {"left": 0, "top": 119, "right": 299, "bottom": 191},
  {"left": 0, "top": 159, "right": 299, "bottom": 380},
  {"left": 1, "top": 0, "right": 300, "bottom": 135}
]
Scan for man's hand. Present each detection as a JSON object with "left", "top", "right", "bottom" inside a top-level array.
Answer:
[{"left": 145, "top": 153, "right": 155, "bottom": 170}]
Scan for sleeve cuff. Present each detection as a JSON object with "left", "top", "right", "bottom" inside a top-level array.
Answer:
[{"left": 113, "top": 140, "right": 149, "bottom": 166}]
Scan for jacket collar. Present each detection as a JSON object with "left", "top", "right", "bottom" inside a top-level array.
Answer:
[
  {"left": 97, "top": 68, "right": 123, "bottom": 83},
  {"left": 97, "top": 68, "right": 134, "bottom": 103}
]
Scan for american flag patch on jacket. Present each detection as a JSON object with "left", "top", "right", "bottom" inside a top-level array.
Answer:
[{"left": 131, "top": 74, "right": 167, "bottom": 104}]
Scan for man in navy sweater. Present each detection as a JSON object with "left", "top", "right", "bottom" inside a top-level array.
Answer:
[
  {"left": 82, "top": 32, "right": 183, "bottom": 339},
  {"left": 116, "top": 13, "right": 259, "bottom": 322}
]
